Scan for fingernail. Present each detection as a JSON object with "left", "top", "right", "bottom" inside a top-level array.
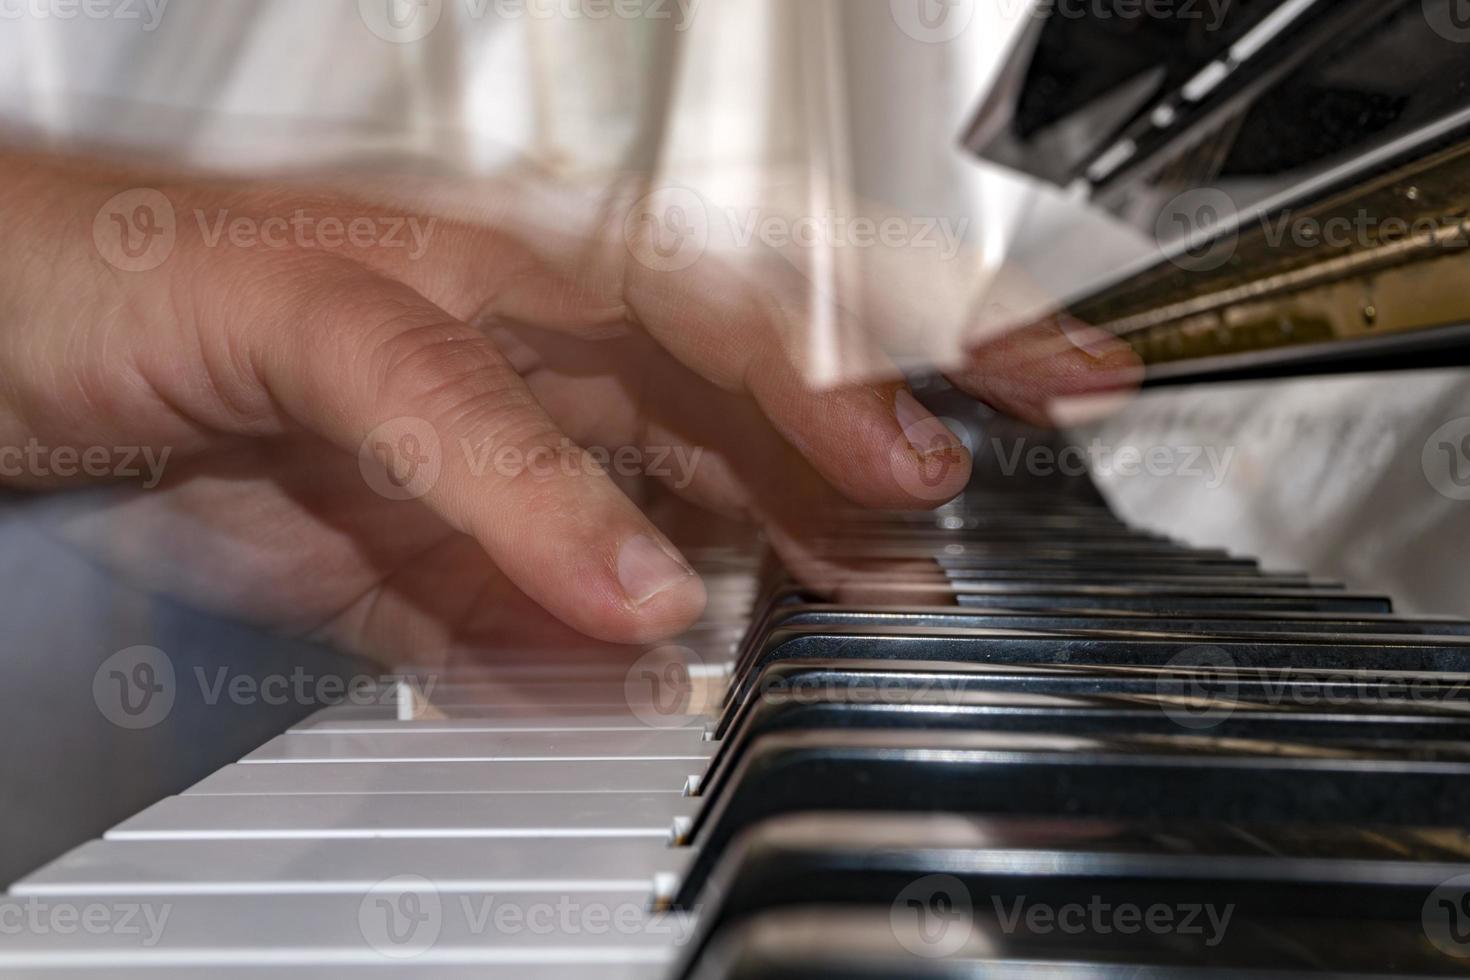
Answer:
[
  {"left": 1058, "top": 319, "right": 1130, "bottom": 360},
  {"left": 894, "top": 389, "right": 963, "bottom": 458},
  {"left": 617, "top": 533, "right": 695, "bottom": 607}
]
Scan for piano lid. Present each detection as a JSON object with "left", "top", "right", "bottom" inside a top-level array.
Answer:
[{"left": 966, "top": 0, "right": 1470, "bottom": 383}]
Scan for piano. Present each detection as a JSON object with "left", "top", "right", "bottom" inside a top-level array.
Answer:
[{"left": 7, "top": 0, "right": 1470, "bottom": 975}]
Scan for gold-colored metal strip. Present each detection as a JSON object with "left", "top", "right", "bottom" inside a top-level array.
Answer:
[{"left": 1074, "top": 138, "right": 1470, "bottom": 366}]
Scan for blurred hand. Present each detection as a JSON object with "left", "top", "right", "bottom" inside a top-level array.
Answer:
[{"left": 0, "top": 152, "right": 1139, "bottom": 662}]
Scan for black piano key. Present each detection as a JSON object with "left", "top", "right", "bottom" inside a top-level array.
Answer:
[
  {"left": 729, "top": 604, "right": 1470, "bottom": 680},
  {"left": 683, "top": 497, "right": 1470, "bottom": 976},
  {"left": 688, "top": 907, "right": 1463, "bottom": 978},
  {"left": 677, "top": 813, "right": 1470, "bottom": 974},
  {"left": 932, "top": 555, "right": 1269, "bottom": 570},
  {"left": 949, "top": 584, "right": 1389, "bottom": 610},
  {"left": 745, "top": 583, "right": 1393, "bottom": 628},
  {"left": 696, "top": 683, "right": 1470, "bottom": 804},
  {"left": 940, "top": 572, "right": 1322, "bottom": 587},
  {"left": 721, "top": 627, "right": 1470, "bottom": 727},
  {"left": 754, "top": 606, "right": 1470, "bottom": 643},
  {"left": 800, "top": 541, "right": 1237, "bottom": 559},
  {"left": 732, "top": 608, "right": 1470, "bottom": 676},
  {"left": 725, "top": 659, "right": 1470, "bottom": 718},
  {"left": 772, "top": 570, "right": 1336, "bottom": 589},
  {"left": 676, "top": 730, "right": 1470, "bottom": 905}
]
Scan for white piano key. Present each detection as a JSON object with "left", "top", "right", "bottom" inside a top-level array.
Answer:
[
  {"left": 399, "top": 684, "right": 636, "bottom": 708},
  {"left": 186, "top": 760, "right": 699, "bottom": 795},
  {"left": 381, "top": 644, "right": 741, "bottom": 685},
  {"left": 424, "top": 685, "right": 698, "bottom": 721},
  {"left": 416, "top": 682, "right": 717, "bottom": 710},
  {"left": 291, "top": 708, "right": 705, "bottom": 733},
  {"left": 241, "top": 731, "right": 713, "bottom": 764},
  {"left": 291, "top": 703, "right": 706, "bottom": 726},
  {"left": 391, "top": 663, "right": 642, "bottom": 683},
  {"left": 14, "top": 838, "right": 689, "bottom": 896},
  {"left": 0, "top": 891, "right": 690, "bottom": 968},
  {"left": 0, "top": 967, "right": 655, "bottom": 979},
  {"left": 106, "top": 793, "right": 698, "bottom": 840}
]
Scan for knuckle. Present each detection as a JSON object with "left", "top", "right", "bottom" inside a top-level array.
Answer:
[
  {"left": 371, "top": 325, "right": 519, "bottom": 421},
  {"left": 365, "top": 323, "right": 575, "bottom": 479}
]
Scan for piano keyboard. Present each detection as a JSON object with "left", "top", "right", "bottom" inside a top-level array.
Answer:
[{"left": 9, "top": 490, "right": 1470, "bottom": 977}]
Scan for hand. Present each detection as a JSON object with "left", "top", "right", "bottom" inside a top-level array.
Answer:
[{"left": 0, "top": 152, "right": 1139, "bottom": 661}]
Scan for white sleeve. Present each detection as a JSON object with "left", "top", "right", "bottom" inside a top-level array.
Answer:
[{"left": 0, "top": 0, "right": 538, "bottom": 172}]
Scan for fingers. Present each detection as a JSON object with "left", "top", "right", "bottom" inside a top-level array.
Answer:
[
  {"left": 505, "top": 324, "right": 937, "bottom": 594},
  {"left": 945, "top": 315, "right": 1144, "bottom": 427},
  {"left": 615, "top": 250, "right": 975, "bottom": 509},
  {"left": 236, "top": 256, "right": 706, "bottom": 644},
  {"left": 503, "top": 321, "right": 850, "bottom": 528},
  {"left": 390, "top": 187, "right": 977, "bottom": 509}
]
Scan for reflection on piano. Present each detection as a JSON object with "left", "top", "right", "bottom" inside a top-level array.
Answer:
[{"left": 8, "top": 0, "right": 1470, "bottom": 975}]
